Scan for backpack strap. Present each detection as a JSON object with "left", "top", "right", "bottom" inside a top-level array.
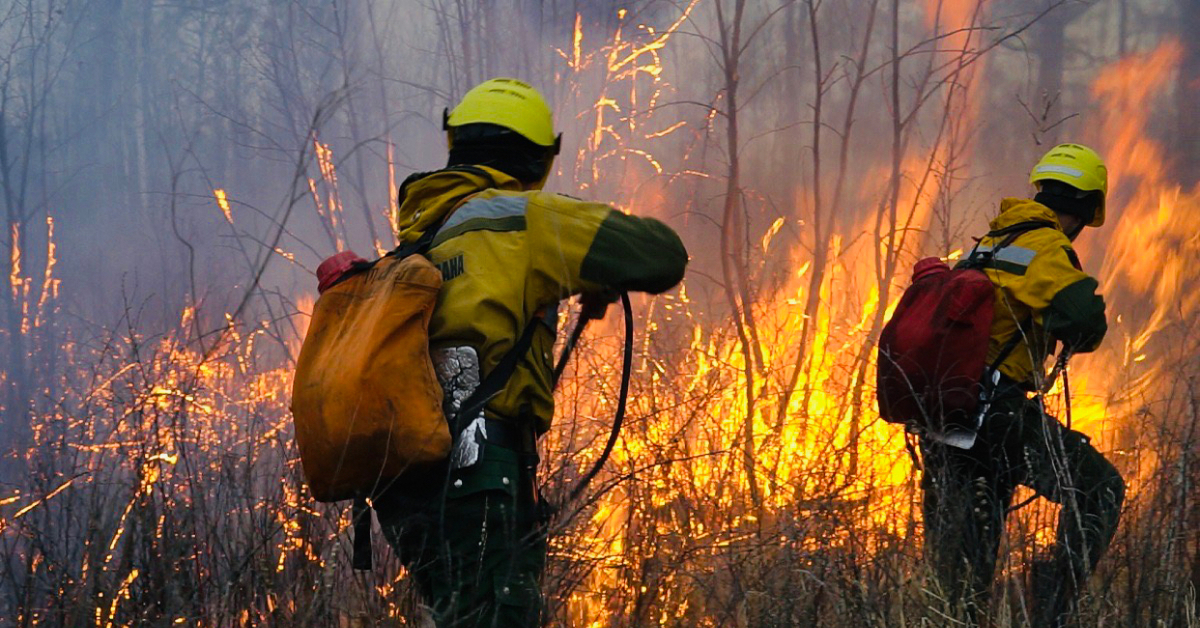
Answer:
[
  {"left": 449, "top": 317, "right": 542, "bottom": 438},
  {"left": 986, "top": 317, "right": 1031, "bottom": 381},
  {"left": 356, "top": 165, "right": 502, "bottom": 270},
  {"left": 985, "top": 219, "right": 1057, "bottom": 239},
  {"left": 335, "top": 222, "right": 445, "bottom": 284},
  {"left": 387, "top": 222, "right": 441, "bottom": 259},
  {"left": 972, "top": 220, "right": 1054, "bottom": 399},
  {"left": 351, "top": 275, "right": 540, "bottom": 576},
  {"left": 351, "top": 497, "right": 373, "bottom": 570},
  {"left": 961, "top": 219, "right": 1055, "bottom": 269},
  {"left": 387, "top": 165, "right": 536, "bottom": 437}
]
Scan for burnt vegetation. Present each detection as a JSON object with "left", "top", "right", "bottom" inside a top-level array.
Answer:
[{"left": 0, "top": 0, "right": 1197, "bottom": 626}]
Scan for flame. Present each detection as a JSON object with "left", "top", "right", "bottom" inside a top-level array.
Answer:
[
  {"left": 386, "top": 140, "right": 400, "bottom": 252},
  {"left": 10, "top": 475, "right": 82, "bottom": 520},
  {"left": 309, "top": 137, "right": 346, "bottom": 251},
  {"left": 9, "top": 221, "right": 20, "bottom": 300},
  {"left": 34, "top": 217, "right": 58, "bottom": 327},
  {"left": 1048, "top": 40, "right": 1200, "bottom": 496},
  {"left": 100, "top": 568, "right": 139, "bottom": 628},
  {"left": 572, "top": 13, "right": 584, "bottom": 70},
  {"left": 923, "top": 0, "right": 986, "bottom": 46},
  {"left": 214, "top": 188, "right": 234, "bottom": 224},
  {"left": 1093, "top": 42, "right": 1195, "bottom": 355}
]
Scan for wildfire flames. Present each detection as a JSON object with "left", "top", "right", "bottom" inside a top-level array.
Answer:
[{"left": 2, "top": 3, "right": 1197, "bottom": 627}]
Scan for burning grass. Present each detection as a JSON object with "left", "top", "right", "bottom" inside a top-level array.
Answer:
[{"left": 0, "top": 244, "right": 1195, "bottom": 626}]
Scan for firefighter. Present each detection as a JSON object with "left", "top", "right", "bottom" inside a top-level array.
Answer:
[
  {"left": 371, "top": 78, "right": 688, "bottom": 627},
  {"left": 919, "top": 144, "right": 1126, "bottom": 627}
]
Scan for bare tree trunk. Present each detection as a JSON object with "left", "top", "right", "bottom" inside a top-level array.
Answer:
[
  {"left": 1178, "top": 0, "right": 1200, "bottom": 186},
  {"left": 335, "top": 3, "right": 384, "bottom": 252},
  {"left": 1032, "top": 2, "right": 1086, "bottom": 144},
  {"left": 715, "top": 0, "right": 762, "bottom": 509},
  {"left": 1033, "top": 8, "right": 1065, "bottom": 133},
  {"left": 776, "top": 0, "right": 877, "bottom": 427},
  {"left": 0, "top": 4, "right": 40, "bottom": 459},
  {"left": 780, "top": 0, "right": 829, "bottom": 425}
]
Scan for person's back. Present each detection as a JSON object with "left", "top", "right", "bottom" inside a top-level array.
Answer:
[
  {"left": 373, "top": 78, "right": 687, "bottom": 627},
  {"left": 920, "top": 144, "right": 1125, "bottom": 627},
  {"left": 969, "top": 197, "right": 1106, "bottom": 389}
]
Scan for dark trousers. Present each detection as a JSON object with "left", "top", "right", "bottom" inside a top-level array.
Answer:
[
  {"left": 373, "top": 445, "right": 546, "bottom": 627},
  {"left": 920, "top": 395, "right": 1125, "bottom": 627}
]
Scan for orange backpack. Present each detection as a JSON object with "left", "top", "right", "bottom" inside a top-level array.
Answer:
[
  {"left": 291, "top": 168, "right": 539, "bottom": 504},
  {"left": 291, "top": 250, "right": 450, "bottom": 502}
]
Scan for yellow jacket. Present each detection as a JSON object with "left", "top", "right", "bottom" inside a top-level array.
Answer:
[
  {"left": 394, "top": 166, "right": 688, "bottom": 433},
  {"left": 963, "top": 198, "right": 1107, "bottom": 387}
]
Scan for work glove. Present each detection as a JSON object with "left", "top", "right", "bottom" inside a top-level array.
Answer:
[{"left": 580, "top": 289, "right": 620, "bottom": 320}]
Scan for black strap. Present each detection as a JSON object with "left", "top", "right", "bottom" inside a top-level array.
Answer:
[
  {"left": 350, "top": 208, "right": 445, "bottom": 274},
  {"left": 352, "top": 261, "right": 537, "bottom": 576},
  {"left": 566, "top": 292, "right": 633, "bottom": 503},
  {"left": 985, "top": 219, "right": 1056, "bottom": 238},
  {"left": 390, "top": 222, "right": 442, "bottom": 259},
  {"left": 478, "top": 418, "right": 534, "bottom": 451},
  {"left": 960, "top": 220, "right": 1051, "bottom": 269},
  {"left": 987, "top": 316, "right": 1031, "bottom": 378},
  {"left": 389, "top": 164, "right": 529, "bottom": 438},
  {"left": 969, "top": 220, "right": 1049, "bottom": 396},
  {"left": 450, "top": 316, "right": 542, "bottom": 437},
  {"left": 348, "top": 165, "right": 501, "bottom": 277},
  {"left": 330, "top": 224, "right": 444, "bottom": 292},
  {"left": 351, "top": 498, "right": 373, "bottom": 570}
]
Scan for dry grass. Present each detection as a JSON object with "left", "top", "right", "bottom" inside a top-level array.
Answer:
[{"left": 0, "top": 302, "right": 1194, "bottom": 627}]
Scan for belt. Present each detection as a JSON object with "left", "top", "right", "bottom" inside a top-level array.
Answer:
[
  {"left": 992, "top": 373, "right": 1034, "bottom": 399},
  {"left": 480, "top": 417, "right": 537, "bottom": 456}
]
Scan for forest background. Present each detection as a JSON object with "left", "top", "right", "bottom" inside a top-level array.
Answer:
[{"left": 0, "top": 0, "right": 1197, "bottom": 626}]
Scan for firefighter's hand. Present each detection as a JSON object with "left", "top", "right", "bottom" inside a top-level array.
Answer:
[{"left": 580, "top": 289, "right": 619, "bottom": 320}]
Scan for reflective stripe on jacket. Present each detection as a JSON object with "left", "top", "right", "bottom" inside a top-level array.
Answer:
[
  {"left": 394, "top": 166, "right": 688, "bottom": 433},
  {"left": 969, "top": 198, "right": 1107, "bottom": 387}
]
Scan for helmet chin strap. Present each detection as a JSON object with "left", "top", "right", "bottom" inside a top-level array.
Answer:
[
  {"left": 1035, "top": 189, "right": 1096, "bottom": 240},
  {"left": 1065, "top": 222, "right": 1085, "bottom": 241}
]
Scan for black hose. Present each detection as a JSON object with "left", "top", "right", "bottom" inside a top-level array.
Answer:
[
  {"left": 1062, "top": 360, "right": 1073, "bottom": 431},
  {"left": 1008, "top": 353, "right": 1073, "bottom": 515},
  {"left": 567, "top": 292, "right": 633, "bottom": 503}
]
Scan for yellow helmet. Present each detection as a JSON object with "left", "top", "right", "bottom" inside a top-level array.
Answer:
[
  {"left": 1029, "top": 143, "right": 1108, "bottom": 227},
  {"left": 444, "top": 78, "right": 560, "bottom": 151}
]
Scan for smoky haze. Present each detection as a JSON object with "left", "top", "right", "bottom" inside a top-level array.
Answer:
[
  {"left": 1, "top": 0, "right": 1198, "bottom": 625},
  {"left": 0, "top": 0, "right": 1191, "bottom": 334}
]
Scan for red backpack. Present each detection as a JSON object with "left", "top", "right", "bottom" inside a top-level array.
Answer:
[{"left": 876, "top": 222, "right": 1046, "bottom": 441}]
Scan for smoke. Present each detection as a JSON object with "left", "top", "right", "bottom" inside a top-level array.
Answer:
[{"left": 0, "top": 0, "right": 1177, "bottom": 330}]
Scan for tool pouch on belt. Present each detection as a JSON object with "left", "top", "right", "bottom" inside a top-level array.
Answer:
[{"left": 291, "top": 249, "right": 450, "bottom": 503}]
